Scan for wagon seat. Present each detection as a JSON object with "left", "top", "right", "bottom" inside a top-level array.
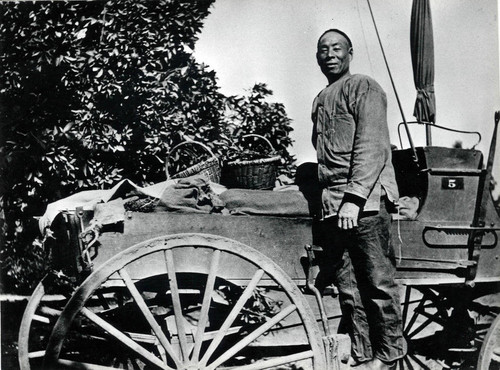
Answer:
[{"left": 391, "top": 146, "right": 500, "bottom": 284}]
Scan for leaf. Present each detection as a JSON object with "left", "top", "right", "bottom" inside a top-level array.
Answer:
[
  {"left": 75, "top": 27, "right": 87, "bottom": 40},
  {"left": 63, "top": 122, "right": 74, "bottom": 132}
]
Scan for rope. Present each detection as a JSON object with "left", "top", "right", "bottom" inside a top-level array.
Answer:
[
  {"left": 356, "top": 0, "right": 375, "bottom": 76},
  {"left": 365, "top": 0, "right": 419, "bottom": 167},
  {"left": 397, "top": 206, "right": 403, "bottom": 264}
]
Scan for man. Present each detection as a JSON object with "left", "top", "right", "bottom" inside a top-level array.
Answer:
[{"left": 311, "top": 29, "right": 406, "bottom": 369}]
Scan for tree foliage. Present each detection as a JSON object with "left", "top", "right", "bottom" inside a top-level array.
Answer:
[
  {"left": 0, "top": 0, "right": 295, "bottom": 292},
  {"left": 225, "top": 83, "right": 295, "bottom": 174}
]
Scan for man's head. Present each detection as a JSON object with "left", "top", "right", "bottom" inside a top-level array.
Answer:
[{"left": 316, "top": 29, "right": 353, "bottom": 83}]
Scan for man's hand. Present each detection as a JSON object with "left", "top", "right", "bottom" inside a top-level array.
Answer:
[{"left": 337, "top": 201, "right": 360, "bottom": 229}]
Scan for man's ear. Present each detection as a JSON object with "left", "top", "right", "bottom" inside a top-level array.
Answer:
[
  {"left": 348, "top": 47, "right": 353, "bottom": 61},
  {"left": 316, "top": 52, "right": 321, "bottom": 66}
]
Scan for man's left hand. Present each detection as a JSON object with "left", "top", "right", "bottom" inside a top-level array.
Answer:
[{"left": 337, "top": 202, "right": 360, "bottom": 229}]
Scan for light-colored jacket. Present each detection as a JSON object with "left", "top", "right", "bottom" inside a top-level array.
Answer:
[{"left": 311, "top": 73, "right": 399, "bottom": 218}]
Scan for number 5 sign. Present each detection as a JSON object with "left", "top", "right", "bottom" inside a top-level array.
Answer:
[{"left": 441, "top": 177, "right": 464, "bottom": 190}]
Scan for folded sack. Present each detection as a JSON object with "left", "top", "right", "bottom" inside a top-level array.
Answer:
[
  {"left": 157, "top": 176, "right": 224, "bottom": 213},
  {"left": 220, "top": 189, "right": 310, "bottom": 217}
]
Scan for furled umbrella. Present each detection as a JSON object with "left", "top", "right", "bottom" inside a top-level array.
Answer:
[{"left": 410, "top": 0, "right": 436, "bottom": 144}]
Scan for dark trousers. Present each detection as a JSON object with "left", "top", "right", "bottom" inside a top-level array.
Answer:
[{"left": 313, "top": 201, "right": 407, "bottom": 363}]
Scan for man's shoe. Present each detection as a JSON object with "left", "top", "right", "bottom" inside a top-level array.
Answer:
[{"left": 347, "top": 356, "right": 371, "bottom": 367}]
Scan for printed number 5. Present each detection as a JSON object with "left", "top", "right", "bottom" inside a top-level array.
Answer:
[{"left": 448, "top": 179, "right": 456, "bottom": 188}]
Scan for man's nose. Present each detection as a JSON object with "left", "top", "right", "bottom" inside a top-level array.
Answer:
[{"left": 327, "top": 48, "right": 336, "bottom": 58}]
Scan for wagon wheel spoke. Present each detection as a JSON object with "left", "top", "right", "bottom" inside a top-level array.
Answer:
[
  {"left": 200, "top": 268, "right": 265, "bottom": 367},
  {"left": 156, "top": 340, "right": 168, "bottom": 363},
  {"left": 124, "top": 331, "right": 157, "bottom": 343},
  {"left": 401, "top": 286, "right": 412, "bottom": 327},
  {"left": 397, "top": 348, "right": 433, "bottom": 370},
  {"left": 119, "top": 267, "right": 182, "bottom": 368},
  {"left": 418, "top": 309, "right": 447, "bottom": 327},
  {"left": 164, "top": 249, "right": 190, "bottom": 362},
  {"left": 27, "top": 350, "right": 46, "bottom": 359},
  {"left": 80, "top": 307, "right": 172, "bottom": 370},
  {"left": 96, "top": 291, "right": 111, "bottom": 310},
  {"left": 191, "top": 249, "right": 221, "bottom": 362},
  {"left": 402, "top": 355, "right": 415, "bottom": 370},
  {"left": 404, "top": 295, "right": 426, "bottom": 336},
  {"left": 406, "top": 317, "right": 433, "bottom": 339},
  {"left": 206, "top": 304, "right": 297, "bottom": 370}
]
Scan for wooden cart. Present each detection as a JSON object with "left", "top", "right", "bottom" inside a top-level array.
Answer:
[{"left": 17, "top": 119, "right": 500, "bottom": 370}]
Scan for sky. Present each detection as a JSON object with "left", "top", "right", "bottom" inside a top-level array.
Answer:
[{"left": 194, "top": 0, "right": 500, "bottom": 192}]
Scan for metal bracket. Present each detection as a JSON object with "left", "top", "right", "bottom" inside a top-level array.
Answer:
[
  {"left": 76, "top": 207, "right": 94, "bottom": 273},
  {"left": 304, "top": 244, "right": 331, "bottom": 337},
  {"left": 422, "top": 225, "right": 499, "bottom": 249}
]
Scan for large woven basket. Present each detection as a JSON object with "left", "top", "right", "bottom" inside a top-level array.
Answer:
[
  {"left": 166, "top": 141, "right": 221, "bottom": 183},
  {"left": 222, "top": 134, "right": 280, "bottom": 189}
]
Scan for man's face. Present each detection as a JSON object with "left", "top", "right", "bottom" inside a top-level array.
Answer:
[{"left": 316, "top": 32, "right": 352, "bottom": 80}]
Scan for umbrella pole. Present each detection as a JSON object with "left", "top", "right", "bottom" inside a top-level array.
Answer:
[{"left": 426, "top": 124, "right": 432, "bottom": 145}]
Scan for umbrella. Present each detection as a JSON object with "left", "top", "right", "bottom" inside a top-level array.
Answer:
[{"left": 410, "top": 0, "right": 436, "bottom": 126}]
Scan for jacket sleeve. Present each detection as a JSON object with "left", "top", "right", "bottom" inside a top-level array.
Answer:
[
  {"left": 344, "top": 79, "right": 391, "bottom": 200},
  {"left": 311, "top": 96, "right": 318, "bottom": 149}
]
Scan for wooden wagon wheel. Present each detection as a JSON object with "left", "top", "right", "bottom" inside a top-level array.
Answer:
[
  {"left": 395, "top": 285, "right": 450, "bottom": 370},
  {"left": 18, "top": 274, "right": 130, "bottom": 370},
  {"left": 477, "top": 313, "right": 500, "bottom": 369},
  {"left": 18, "top": 275, "right": 70, "bottom": 370},
  {"left": 43, "top": 233, "right": 326, "bottom": 369},
  {"left": 396, "top": 285, "right": 500, "bottom": 370},
  {"left": 18, "top": 277, "right": 54, "bottom": 370}
]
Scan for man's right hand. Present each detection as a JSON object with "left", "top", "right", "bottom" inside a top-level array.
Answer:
[{"left": 337, "top": 201, "right": 360, "bottom": 230}]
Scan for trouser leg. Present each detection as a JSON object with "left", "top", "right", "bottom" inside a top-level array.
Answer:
[
  {"left": 349, "top": 206, "right": 407, "bottom": 362},
  {"left": 314, "top": 219, "right": 373, "bottom": 362},
  {"left": 334, "top": 249, "right": 374, "bottom": 362}
]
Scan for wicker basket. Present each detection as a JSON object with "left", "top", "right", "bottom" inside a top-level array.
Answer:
[
  {"left": 166, "top": 141, "right": 221, "bottom": 183},
  {"left": 222, "top": 134, "right": 280, "bottom": 189}
]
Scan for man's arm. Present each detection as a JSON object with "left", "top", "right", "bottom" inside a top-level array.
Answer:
[
  {"left": 311, "top": 96, "right": 319, "bottom": 149},
  {"left": 338, "top": 78, "right": 390, "bottom": 229}
]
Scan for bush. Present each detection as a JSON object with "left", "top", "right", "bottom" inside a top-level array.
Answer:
[
  {"left": 224, "top": 83, "right": 296, "bottom": 177},
  {"left": 0, "top": 216, "right": 48, "bottom": 293}
]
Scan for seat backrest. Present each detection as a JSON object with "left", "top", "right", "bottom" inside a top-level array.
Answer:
[{"left": 392, "top": 146, "right": 483, "bottom": 222}]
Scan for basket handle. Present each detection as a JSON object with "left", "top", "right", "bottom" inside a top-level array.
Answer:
[
  {"left": 166, "top": 140, "right": 218, "bottom": 180},
  {"left": 242, "top": 134, "right": 276, "bottom": 153}
]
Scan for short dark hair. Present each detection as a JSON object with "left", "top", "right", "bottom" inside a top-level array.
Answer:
[{"left": 317, "top": 29, "right": 353, "bottom": 49}]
